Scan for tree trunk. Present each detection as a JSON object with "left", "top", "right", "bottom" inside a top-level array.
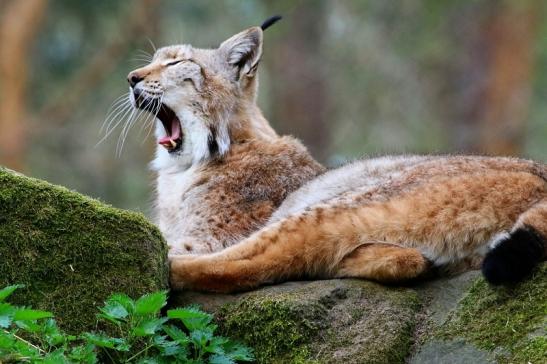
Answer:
[
  {"left": 478, "top": 2, "right": 540, "bottom": 156},
  {"left": 0, "top": 0, "right": 48, "bottom": 171},
  {"left": 447, "top": 1, "right": 541, "bottom": 156}
]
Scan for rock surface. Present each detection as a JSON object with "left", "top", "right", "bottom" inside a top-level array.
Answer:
[
  {"left": 173, "top": 266, "right": 546, "bottom": 363},
  {"left": 172, "top": 280, "right": 421, "bottom": 363},
  {"left": 0, "top": 168, "right": 169, "bottom": 333},
  {"left": 1, "top": 169, "right": 545, "bottom": 362},
  {"left": 414, "top": 265, "right": 546, "bottom": 364}
]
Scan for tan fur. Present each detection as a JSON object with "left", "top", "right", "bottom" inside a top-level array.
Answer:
[
  {"left": 127, "top": 27, "right": 324, "bottom": 255},
  {"left": 157, "top": 136, "right": 323, "bottom": 254},
  {"left": 170, "top": 157, "right": 546, "bottom": 292}
]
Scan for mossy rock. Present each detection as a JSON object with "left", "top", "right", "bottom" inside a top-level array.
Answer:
[
  {"left": 2, "top": 167, "right": 544, "bottom": 363},
  {"left": 172, "top": 279, "right": 422, "bottom": 363},
  {"left": 0, "top": 167, "right": 169, "bottom": 333},
  {"left": 174, "top": 266, "right": 546, "bottom": 363},
  {"left": 411, "top": 264, "right": 547, "bottom": 363}
]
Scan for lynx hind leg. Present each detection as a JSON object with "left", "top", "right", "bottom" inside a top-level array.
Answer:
[
  {"left": 169, "top": 206, "right": 371, "bottom": 293},
  {"left": 335, "top": 244, "right": 431, "bottom": 283},
  {"left": 482, "top": 198, "right": 547, "bottom": 285}
]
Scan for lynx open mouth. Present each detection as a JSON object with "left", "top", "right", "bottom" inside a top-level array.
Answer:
[
  {"left": 136, "top": 96, "right": 183, "bottom": 153},
  {"left": 155, "top": 104, "right": 183, "bottom": 153}
]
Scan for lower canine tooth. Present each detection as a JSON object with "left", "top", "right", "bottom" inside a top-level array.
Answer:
[{"left": 170, "top": 140, "right": 177, "bottom": 148}]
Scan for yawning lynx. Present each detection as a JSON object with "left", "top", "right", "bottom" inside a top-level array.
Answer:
[{"left": 126, "top": 18, "right": 546, "bottom": 293}]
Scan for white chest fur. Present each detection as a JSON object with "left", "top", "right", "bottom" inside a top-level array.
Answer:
[{"left": 155, "top": 165, "right": 198, "bottom": 241}]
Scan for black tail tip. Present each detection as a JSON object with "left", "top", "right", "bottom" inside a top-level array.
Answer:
[
  {"left": 261, "top": 15, "right": 282, "bottom": 31},
  {"left": 482, "top": 226, "right": 545, "bottom": 285}
]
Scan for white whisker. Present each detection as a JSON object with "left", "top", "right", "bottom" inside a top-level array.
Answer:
[
  {"left": 143, "top": 93, "right": 162, "bottom": 128},
  {"left": 141, "top": 93, "right": 164, "bottom": 144},
  {"left": 136, "top": 48, "right": 153, "bottom": 57},
  {"left": 137, "top": 108, "right": 152, "bottom": 136},
  {"left": 146, "top": 38, "right": 157, "bottom": 53},
  {"left": 100, "top": 87, "right": 166, "bottom": 155},
  {"left": 116, "top": 108, "right": 137, "bottom": 156},
  {"left": 100, "top": 96, "right": 130, "bottom": 134},
  {"left": 117, "top": 91, "right": 158, "bottom": 155},
  {"left": 104, "top": 100, "right": 133, "bottom": 137},
  {"left": 107, "top": 100, "right": 134, "bottom": 137},
  {"left": 130, "top": 58, "right": 153, "bottom": 65},
  {"left": 95, "top": 102, "right": 134, "bottom": 147}
]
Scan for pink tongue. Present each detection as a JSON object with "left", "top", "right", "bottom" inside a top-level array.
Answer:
[{"left": 158, "top": 119, "right": 181, "bottom": 147}]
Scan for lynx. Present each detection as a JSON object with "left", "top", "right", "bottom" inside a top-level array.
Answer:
[{"left": 127, "top": 18, "right": 546, "bottom": 293}]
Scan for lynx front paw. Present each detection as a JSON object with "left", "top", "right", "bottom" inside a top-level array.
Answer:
[{"left": 169, "top": 256, "right": 195, "bottom": 291}]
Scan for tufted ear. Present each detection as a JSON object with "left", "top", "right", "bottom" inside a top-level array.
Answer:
[{"left": 219, "top": 27, "right": 263, "bottom": 79}]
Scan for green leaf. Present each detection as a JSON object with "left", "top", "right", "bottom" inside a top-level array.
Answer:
[
  {"left": 205, "top": 336, "right": 229, "bottom": 355},
  {"left": 223, "top": 342, "right": 254, "bottom": 361},
  {"left": 0, "top": 303, "right": 15, "bottom": 328},
  {"left": 0, "top": 285, "right": 24, "bottom": 302},
  {"left": 136, "top": 358, "right": 163, "bottom": 364},
  {"left": 98, "top": 301, "right": 129, "bottom": 323},
  {"left": 43, "top": 349, "right": 70, "bottom": 364},
  {"left": 13, "top": 308, "right": 53, "bottom": 321},
  {"left": 162, "top": 325, "right": 189, "bottom": 344},
  {"left": 167, "top": 306, "right": 213, "bottom": 331},
  {"left": 11, "top": 332, "right": 40, "bottom": 351},
  {"left": 41, "top": 318, "right": 69, "bottom": 346},
  {"left": 153, "top": 335, "right": 186, "bottom": 357},
  {"left": 135, "top": 291, "right": 168, "bottom": 315},
  {"left": 162, "top": 324, "right": 184, "bottom": 340},
  {"left": 190, "top": 329, "right": 213, "bottom": 349},
  {"left": 106, "top": 293, "right": 135, "bottom": 315},
  {"left": 69, "top": 344, "right": 98, "bottom": 364},
  {"left": 82, "top": 333, "right": 129, "bottom": 351},
  {"left": 208, "top": 354, "right": 235, "bottom": 364},
  {"left": 133, "top": 317, "right": 168, "bottom": 337},
  {"left": 0, "top": 330, "right": 17, "bottom": 350},
  {"left": 15, "top": 319, "right": 42, "bottom": 332}
]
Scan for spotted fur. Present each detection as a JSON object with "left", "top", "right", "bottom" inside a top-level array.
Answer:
[
  {"left": 170, "top": 156, "right": 546, "bottom": 292},
  {"left": 126, "top": 24, "right": 546, "bottom": 293}
]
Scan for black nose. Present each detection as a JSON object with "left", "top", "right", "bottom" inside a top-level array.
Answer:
[{"left": 127, "top": 72, "right": 143, "bottom": 87}]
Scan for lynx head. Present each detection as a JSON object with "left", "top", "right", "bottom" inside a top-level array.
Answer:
[{"left": 126, "top": 17, "right": 280, "bottom": 168}]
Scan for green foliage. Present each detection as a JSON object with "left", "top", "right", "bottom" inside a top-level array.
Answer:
[{"left": 0, "top": 285, "right": 254, "bottom": 364}]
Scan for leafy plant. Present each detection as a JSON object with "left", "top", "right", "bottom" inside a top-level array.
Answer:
[{"left": 0, "top": 285, "right": 254, "bottom": 363}]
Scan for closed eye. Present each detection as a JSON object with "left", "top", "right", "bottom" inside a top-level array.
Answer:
[{"left": 166, "top": 60, "right": 182, "bottom": 66}]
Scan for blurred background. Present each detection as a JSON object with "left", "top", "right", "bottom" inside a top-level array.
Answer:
[{"left": 0, "top": 0, "right": 546, "bottom": 216}]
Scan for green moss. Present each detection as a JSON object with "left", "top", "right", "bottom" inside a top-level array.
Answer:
[
  {"left": 0, "top": 167, "right": 169, "bottom": 333},
  {"left": 207, "top": 280, "right": 422, "bottom": 363},
  {"left": 218, "top": 292, "right": 324, "bottom": 363},
  {"left": 438, "top": 263, "right": 547, "bottom": 363},
  {"left": 511, "top": 336, "right": 547, "bottom": 363},
  {"left": 316, "top": 282, "right": 422, "bottom": 364}
]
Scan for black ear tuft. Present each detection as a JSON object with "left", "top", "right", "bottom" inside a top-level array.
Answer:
[
  {"left": 482, "top": 226, "right": 545, "bottom": 285},
  {"left": 261, "top": 15, "right": 282, "bottom": 31}
]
